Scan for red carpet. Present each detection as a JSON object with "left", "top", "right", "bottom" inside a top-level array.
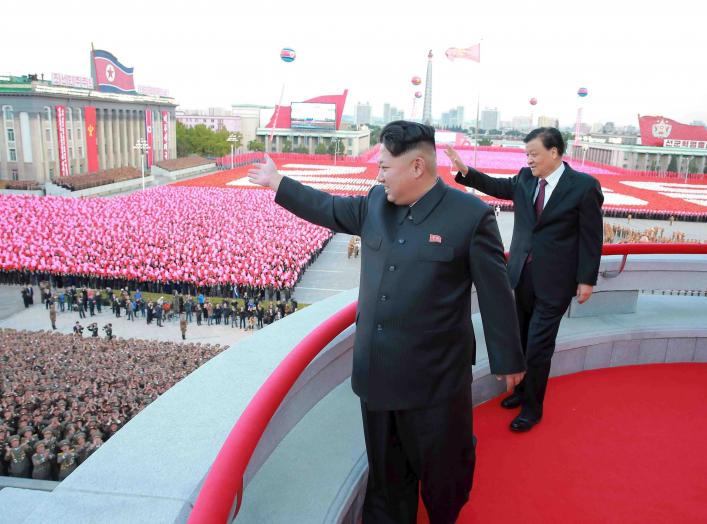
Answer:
[{"left": 417, "top": 363, "right": 707, "bottom": 523}]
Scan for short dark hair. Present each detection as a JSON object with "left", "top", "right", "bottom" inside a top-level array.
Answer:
[
  {"left": 379, "top": 120, "right": 436, "bottom": 157},
  {"left": 524, "top": 127, "right": 565, "bottom": 156}
]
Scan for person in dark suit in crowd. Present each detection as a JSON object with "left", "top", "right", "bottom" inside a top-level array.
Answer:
[
  {"left": 446, "top": 127, "right": 604, "bottom": 433},
  {"left": 248, "top": 120, "right": 525, "bottom": 524}
]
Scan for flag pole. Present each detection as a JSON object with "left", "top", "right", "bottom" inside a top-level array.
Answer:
[
  {"left": 473, "top": 39, "right": 482, "bottom": 169},
  {"left": 90, "top": 42, "right": 96, "bottom": 89}
]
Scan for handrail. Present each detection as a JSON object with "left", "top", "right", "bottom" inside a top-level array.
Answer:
[
  {"left": 600, "top": 243, "right": 707, "bottom": 277},
  {"left": 188, "top": 242, "right": 707, "bottom": 523},
  {"left": 188, "top": 301, "right": 357, "bottom": 524}
]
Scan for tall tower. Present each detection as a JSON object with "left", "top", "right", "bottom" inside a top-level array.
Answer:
[{"left": 422, "top": 50, "right": 433, "bottom": 125}]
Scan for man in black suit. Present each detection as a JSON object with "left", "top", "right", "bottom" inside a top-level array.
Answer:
[
  {"left": 446, "top": 127, "right": 604, "bottom": 433},
  {"left": 249, "top": 121, "right": 525, "bottom": 524}
]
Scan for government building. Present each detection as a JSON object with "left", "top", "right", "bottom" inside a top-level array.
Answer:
[{"left": 0, "top": 74, "right": 177, "bottom": 183}]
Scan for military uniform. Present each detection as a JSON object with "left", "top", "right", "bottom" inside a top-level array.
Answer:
[
  {"left": 6, "top": 439, "right": 31, "bottom": 478},
  {"left": 31, "top": 445, "right": 55, "bottom": 480},
  {"left": 49, "top": 302, "right": 57, "bottom": 330},
  {"left": 57, "top": 442, "right": 78, "bottom": 480}
]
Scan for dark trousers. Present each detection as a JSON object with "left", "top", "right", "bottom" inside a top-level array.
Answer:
[
  {"left": 361, "top": 386, "right": 475, "bottom": 524},
  {"left": 514, "top": 262, "right": 571, "bottom": 421}
]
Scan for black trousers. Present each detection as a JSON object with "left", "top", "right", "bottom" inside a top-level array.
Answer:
[
  {"left": 514, "top": 262, "right": 572, "bottom": 420},
  {"left": 361, "top": 386, "right": 475, "bottom": 524}
]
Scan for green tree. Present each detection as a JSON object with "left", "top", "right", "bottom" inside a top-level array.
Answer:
[
  {"left": 369, "top": 125, "right": 381, "bottom": 145},
  {"left": 293, "top": 146, "right": 309, "bottom": 154},
  {"left": 478, "top": 138, "right": 493, "bottom": 146},
  {"left": 327, "top": 139, "right": 345, "bottom": 156},
  {"left": 248, "top": 140, "right": 265, "bottom": 152},
  {"left": 282, "top": 139, "right": 293, "bottom": 153},
  {"left": 315, "top": 142, "right": 329, "bottom": 154},
  {"left": 176, "top": 121, "right": 192, "bottom": 157}
]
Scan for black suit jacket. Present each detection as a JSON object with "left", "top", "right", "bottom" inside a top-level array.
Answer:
[
  {"left": 275, "top": 176, "right": 524, "bottom": 410},
  {"left": 455, "top": 162, "right": 604, "bottom": 302}
]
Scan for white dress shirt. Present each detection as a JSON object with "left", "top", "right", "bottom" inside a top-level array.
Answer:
[{"left": 533, "top": 162, "right": 565, "bottom": 209}]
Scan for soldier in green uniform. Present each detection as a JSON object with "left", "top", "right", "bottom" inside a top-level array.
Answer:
[
  {"left": 179, "top": 312, "right": 187, "bottom": 340},
  {"left": 49, "top": 299, "right": 57, "bottom": 330},
  {"left": 4, "top": 435, "right": 31, "bottom": 478},
  {"left": 57, "top": 440, "right": 78, "bottom": 480},
  {"left": 31, "top": 441, "right": 55, "bottom": 480},
  {"left": 74, "top": 433, "right": 90, "bottom": 464}
]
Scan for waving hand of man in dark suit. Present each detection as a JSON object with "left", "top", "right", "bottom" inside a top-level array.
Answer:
[
  {"left": 249, "top": 121, "right": 525, "bottom": 524},
  {"left": 446, "top": 127, "right": 604, "bottom": 433}
]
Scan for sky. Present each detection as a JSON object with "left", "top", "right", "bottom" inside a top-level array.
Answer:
[{"left": 5, "top": 0, "right": 707, "bottom": 128}]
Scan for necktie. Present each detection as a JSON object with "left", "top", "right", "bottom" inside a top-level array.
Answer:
[{"left": 535, "top": 179, "right": 548, "bottom": 219}]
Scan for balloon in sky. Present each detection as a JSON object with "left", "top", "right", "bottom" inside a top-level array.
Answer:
[
  {"left": 529, "top": 97, "right": 537, "bottom": 105},
  {"left": 415, "top": 91, "right": 422, "bottom": 99},
  {"left": 280, "top": 48, "right": 296, "bottom": 63},
  {"left": 411, "top": 76, "right": 422, "bottom": 86},
  {"left": 577, "top": 87, "right": 588, "bottom": 97}
]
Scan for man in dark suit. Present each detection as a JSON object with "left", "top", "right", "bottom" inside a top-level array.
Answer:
[
  {"left": 446, "top": 127, "right": 604, "bottom": 433},
  {"left": 249, "top": 121, "right": 525, "bottom": 524}
]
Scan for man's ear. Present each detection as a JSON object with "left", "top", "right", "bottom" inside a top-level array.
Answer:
[{"left": 413, "top": 156, "right": 426, "bottom": 178}]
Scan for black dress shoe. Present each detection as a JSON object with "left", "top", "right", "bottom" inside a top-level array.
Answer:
[
  {"left": 500, "top": 393, "right": 522, "bottom": 409},
  {"left": 509, "top": 415, "right": 540, "bottom": 432}
]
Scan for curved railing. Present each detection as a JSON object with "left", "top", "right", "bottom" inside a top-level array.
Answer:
[
  {"left": 188, "top": 242, "right": 706, "bottom": 523},
  {"left": 188, "top": 301, "right": 357, "bottom": 524}
]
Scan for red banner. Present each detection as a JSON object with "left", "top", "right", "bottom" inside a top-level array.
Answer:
[
  {"left": 145, "top": 111, "right": 153, "bottom": 168},
  {"left": 55, "top": 105, "right": 70, "bottom": 177},
  {"left": 84, "top": 106, "right": 99, "bottom": 173},
  {"left": 638, "top": 115, "right": 707, "bottom": 147},
  {"left": 161, "top": 111, "right": 169, "bottom": 161}
]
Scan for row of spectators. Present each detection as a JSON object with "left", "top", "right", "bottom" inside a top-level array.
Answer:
[
  {"left": 50, "top": 167, "right": 142, "bottom": 191},
  {"left": 603, "top": 223, "right": 694, "bottom": 244},
  {"left": 155, "top": 156, "right": 212, "bottom": 171},
  {"left": 39, "top": 284, "right": 299, "bottom": 333},
  {"left": 0, "top": 329, "right": 225, "bottom": 480}
]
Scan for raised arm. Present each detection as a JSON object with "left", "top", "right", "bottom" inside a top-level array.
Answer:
[
  {"left": 469, "top": 209, "right": 526, "bottom": 390},
  {"left": 248, "top": 155, "right": 366, "bottom": 236},
  {"left": 445, "top": 146, "right": 517, "bottom": 200}
]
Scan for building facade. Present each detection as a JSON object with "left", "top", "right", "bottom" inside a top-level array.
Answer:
[
  {"left": 355, "top": 103, "right": 372, "bottom": 126},
  {"left": 176, "top": 113, "right": 242, "bottom": 133},
  {"left": 481, "top": 108, "right": 499, "bottom": 130},
  {"left": 0, "top": 75, "right": 177, "bottom": 183},
  {"left": 569, "top": 139, "right": 707, "bottom": 174}
]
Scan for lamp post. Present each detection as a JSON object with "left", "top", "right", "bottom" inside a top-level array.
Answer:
[
  {"left": 581, "top": 143, "right": 589, "bottom": 166},
  {"left": 227, "top": 133, "right": 239, "bottom": 170},
  {"left": 133, "top": 138, "right": 150, "bottom": 191},
  {"left": 334, "top": 137, "right": 342, "bottom": 165}
]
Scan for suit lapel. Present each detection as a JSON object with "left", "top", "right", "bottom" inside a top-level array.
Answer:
[{"left": 536, "top": 163, "right": 574, "bottom": 227}]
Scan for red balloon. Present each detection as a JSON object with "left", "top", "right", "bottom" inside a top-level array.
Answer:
[{"left": 529, "top": 97, "right": 537, "bottom": 106}]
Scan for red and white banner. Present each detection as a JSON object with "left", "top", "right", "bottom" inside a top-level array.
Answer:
[
  {"left": 638, "top": 115, "right": 707, "bottom": 147},
  {"left": 55, "top": 105, "right": 70, "bottom": 177},
  {"left": 84, "top": 106, "right": 99, "bottom": 173},
  {"left": 145, "top": 111, "right": 154, "bottom": 168},
  {"left": 161, "top": 111, "right": 169, "bottom": 161}
]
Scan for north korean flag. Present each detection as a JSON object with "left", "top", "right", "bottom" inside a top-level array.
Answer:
[{"left": 92, "top": 49, "right": 137, "bottom": 94}]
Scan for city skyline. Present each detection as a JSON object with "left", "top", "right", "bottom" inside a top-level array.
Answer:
[{"left": 5, "top": 0, "right": 706, "bottom": 127}]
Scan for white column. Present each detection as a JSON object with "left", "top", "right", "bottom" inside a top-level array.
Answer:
[{"left": 121, "top": 109, "right": 129, "bottom": 167}]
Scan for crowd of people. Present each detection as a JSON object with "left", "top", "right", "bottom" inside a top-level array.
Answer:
[
  {"left": 603, "top": 222, "right": 693, "bottom": 244},
  {"left": 0, "top": 186, "right": 332, "bottom": 291},
  {"left": 31, "top": 282, "right": 300, "bottom": 336},
  {"left": 1, "top": 329, "right": 224, "bottom": 480}
]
